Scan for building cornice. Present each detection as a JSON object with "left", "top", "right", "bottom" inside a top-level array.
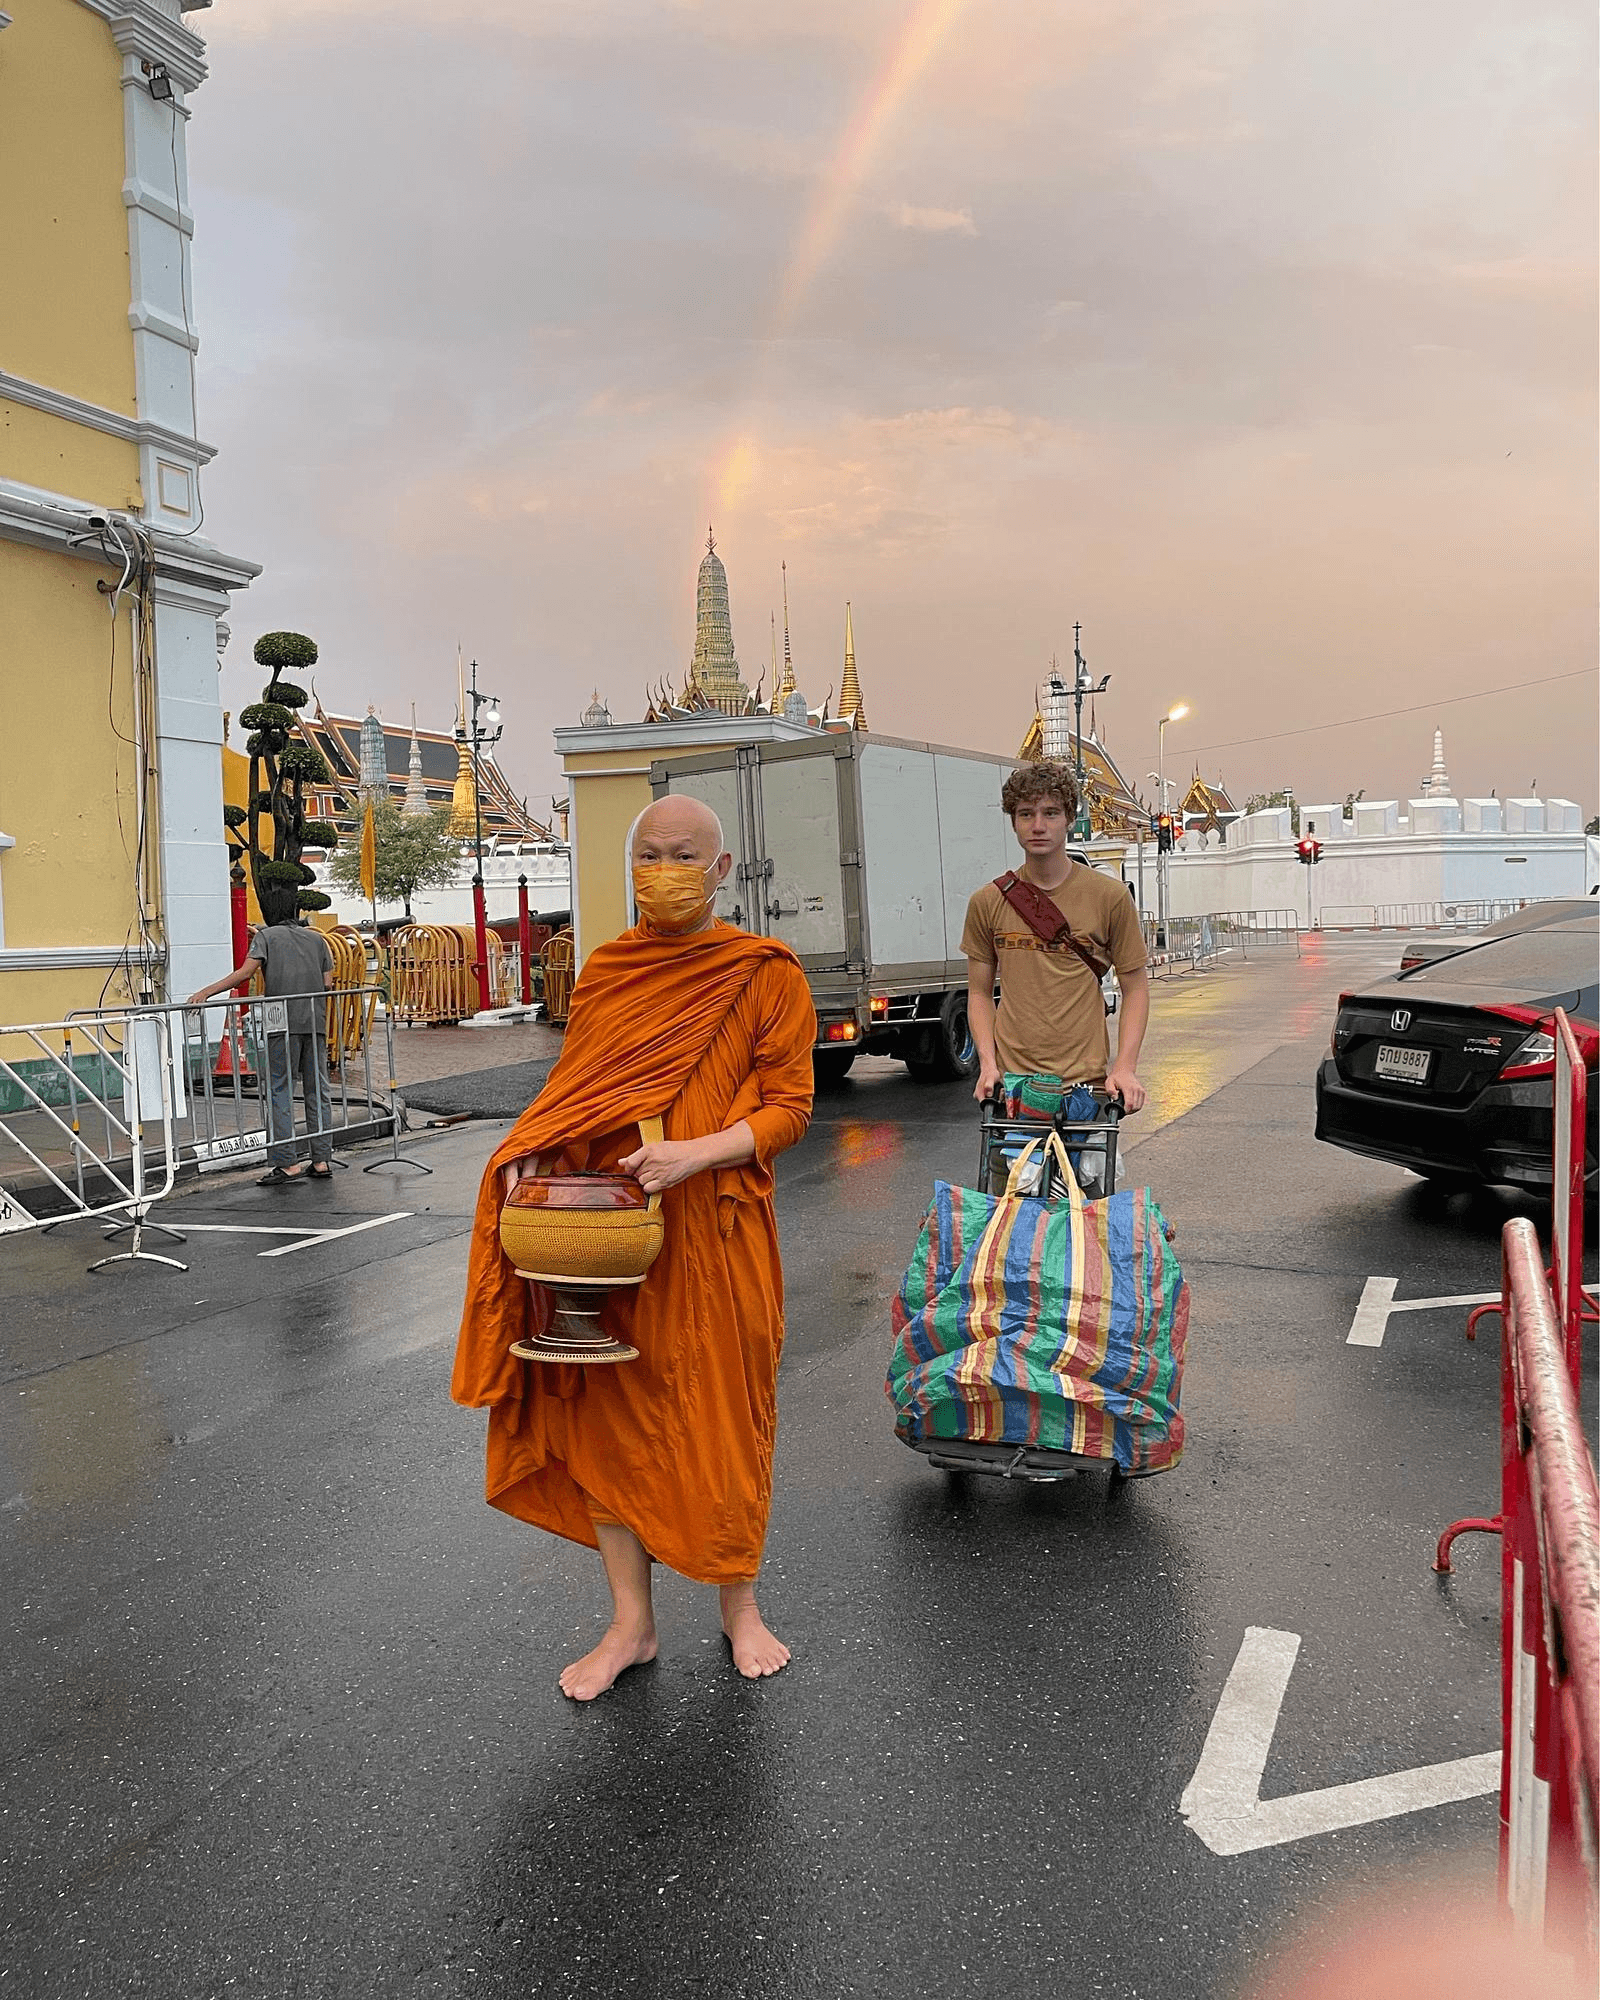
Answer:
[
  {"left": 0, "top": 945, "right": 166, "bottom": 971},
  {"left": 76, "top": 0, "right": 208, "bottom": 92},
  {"left": 0, "top": 370, "right": 216, "bottom": 465},
  {"left": 0, "top": 477, "right": 260, "bottom": 594}
]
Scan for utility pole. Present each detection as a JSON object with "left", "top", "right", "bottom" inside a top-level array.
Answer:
[{"left": 466, "top": 656, "right": 502, "bottom": 1014}]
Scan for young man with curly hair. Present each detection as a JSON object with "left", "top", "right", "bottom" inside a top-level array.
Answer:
[{"left": 961, "top": 759, "right": 1149, "bottom": 1116}]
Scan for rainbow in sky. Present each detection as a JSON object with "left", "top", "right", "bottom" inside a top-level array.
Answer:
[{"left": 713, "top": 0, "right": 969, "bottom": 517}]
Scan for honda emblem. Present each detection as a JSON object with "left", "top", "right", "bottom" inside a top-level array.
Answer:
[{"left": 1391, "top": 1009, "right": 1411, "bottom": 1032}]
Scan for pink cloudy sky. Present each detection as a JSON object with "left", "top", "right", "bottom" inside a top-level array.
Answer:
[{"left": 191, "top": 0, "right": 1597, "bottom": 819}]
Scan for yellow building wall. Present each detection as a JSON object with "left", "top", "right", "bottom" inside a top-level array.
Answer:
[
  {"left": 562, "top": 744, "right": 745, "bottom": 965},
  {"left": 221, "top": 744, "right": 268, "bottom": 927},
  {"left": 0, "top": 542, "right": 145, "bottom": 1021},
  {"left": 0, "top": 0, "right": 139, "bottom": 417},
  {"left": 0, "top": 396, "right": 142, "bottom": 512},
  {"left": 569, "top": 768, "right": 651, "bottom": 962}
]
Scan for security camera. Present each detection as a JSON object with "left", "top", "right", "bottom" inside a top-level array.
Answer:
[{"left": 84, "top": 510, "right": 110, "bottom": 531}]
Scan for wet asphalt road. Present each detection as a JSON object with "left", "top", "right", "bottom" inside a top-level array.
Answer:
[{"left": 4, "top": 937, "right": 1595, "bottom": 1999}]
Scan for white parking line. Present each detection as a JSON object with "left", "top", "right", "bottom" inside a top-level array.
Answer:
[
  {"left": 257, "top": 1212, "right": 412, "bottom": 1258},
  {"left": 1346, "top": 1277, "right": 1499, "bottom": 1347},
  {"left": 1180, "top": 1625, "right": 1499, "bottom": 1855}
]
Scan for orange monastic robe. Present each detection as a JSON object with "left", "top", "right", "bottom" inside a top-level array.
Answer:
[{"left": 452, "top": 922, "right": 816, "bottom": 1584}]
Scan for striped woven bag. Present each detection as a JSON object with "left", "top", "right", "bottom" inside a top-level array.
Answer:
[{"left": 887, "top": 1130, "right": 1189, "bottom": 1473}]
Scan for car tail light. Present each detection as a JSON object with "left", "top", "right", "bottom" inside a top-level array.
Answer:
[
  {"left": 1482, "top": 1003, "right": 1600, "bottom": 1080},
  {"left": 1330, "top": 992, "right": 1353, "bottom": 1058},
  {"left": 1399, "top": 953, "right": 1425, "bottom": 971}
]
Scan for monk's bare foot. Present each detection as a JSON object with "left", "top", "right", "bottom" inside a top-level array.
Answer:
[
  {"left": 719, "top": 1584, "right": 791, "bottom": 1680},
  {"left": 558, "top": 1619, "right": 657, "bottom": 1702}
]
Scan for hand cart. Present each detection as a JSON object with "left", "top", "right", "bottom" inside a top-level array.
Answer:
[{"left": 905, "top": 1085, "right": 1130, "bottom": 1484}]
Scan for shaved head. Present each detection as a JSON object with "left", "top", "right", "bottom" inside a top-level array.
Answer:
[{"left": 630, "top": 794, "right": 726, "bottom": 867}]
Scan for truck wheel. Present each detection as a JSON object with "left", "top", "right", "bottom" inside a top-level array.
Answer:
[
  {"left": 812, "top": 1048, "right": 857, "bottom": 1087},
  {"left": 906, "top": 993, "right": 978, "bottom": 1084}
]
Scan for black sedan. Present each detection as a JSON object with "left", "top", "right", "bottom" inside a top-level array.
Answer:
[{"left": 1315, "top": 911, "right": 1599, "bottom": 1192}]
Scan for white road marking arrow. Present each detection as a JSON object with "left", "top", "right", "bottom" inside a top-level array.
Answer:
[
  {"left": 1180, "top": 1626, "right": 1499, "bottom": 1855},
  {"left": 1345, "top": 1276, "right": 1498, "bottom": 1347}
]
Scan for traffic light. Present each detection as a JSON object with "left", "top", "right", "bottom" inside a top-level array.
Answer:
[
  {"left": 1296, "top": 837, "right": 1323, "bottom": 866},
  {"left": 1155, "top": 813, "right": 1175, "bottom": 854}
]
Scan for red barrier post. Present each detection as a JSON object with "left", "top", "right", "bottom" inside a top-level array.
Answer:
[
  {"left": 229, "top": 877, "right": 250, "bottom": 969},
  {"left": 471, "top": 873, "right": 491, "bottom": 1014},
  {"left": 1499, "top": 1216, "right": 1600, "bottom": 1962},
  {"left": 517, "top": 873, "right": 533, "bottom": 1006}
]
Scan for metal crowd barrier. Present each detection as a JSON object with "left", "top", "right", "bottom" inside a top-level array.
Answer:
[
  {"left": 129, "top": 984, "right": 430, "bottom": 1182},
  {"left": 1428, "top": 1007, "right": 1598, "bottom": 1957},
  {"left": 386, "top": 924, "right": 508, "bottom": 1025},
  {"left": 1497, "top": 1222, "right": 1598, "bottom": 1960},
  {"left": 541, "top": 927, "right": 575, "bottom": 1026},
  {"left": 1140, "top": 910, "right": 1302, "bottom": 977},
  {"left": 1318, "top": 899, "right": 1527, "bottom": 933},
  {"left": 0, "top": 1010, "right": 185, "bottom": 1270}
]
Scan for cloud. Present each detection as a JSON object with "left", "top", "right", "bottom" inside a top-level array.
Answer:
[
  {"left": 885, "top": 202, "right": 977, "bottom": 235},
  {"left": 188, "top": 0, "right": 1599, "bottom": 817}
]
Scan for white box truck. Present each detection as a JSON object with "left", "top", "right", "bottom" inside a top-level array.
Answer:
[{"left": 650, "top": 731, "right": 1045, "bottom": 1084}]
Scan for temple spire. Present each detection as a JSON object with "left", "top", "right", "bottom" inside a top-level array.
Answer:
[
  {"left": 837, "top": 601, "right": 867, "bottom": 732},
  {"left": 773, "top": 573, "right": 797, "bottom": 710},
  {"left": 685, "top": 525, "right": 749, "bottom": 714},
  {"left": 404, "top": 703, "right": 427, "bottom": 816},
  {"left": 449, "top": 652, "right": 477, "bottom": 837},
  {"left": 1421, "top": 725, "right": 1453, "bottom": 798}
]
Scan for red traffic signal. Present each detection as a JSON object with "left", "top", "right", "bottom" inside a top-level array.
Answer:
[{"left": 1296, "top": 837, "right": 1323, "bottom": 866}]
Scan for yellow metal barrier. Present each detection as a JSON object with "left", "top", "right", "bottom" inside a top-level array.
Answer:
[
  {"left": 541, "top": 927, "right": 575, "bottom": 1027},
  {"left": 387, "top": 924, "right": 505, "bottom": 1025},
  {"left": 324, "top": 927, "right": 377, "bottom": 1063}
]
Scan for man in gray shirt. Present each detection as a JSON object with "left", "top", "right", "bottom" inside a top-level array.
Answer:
[{"left": 188, "top": 917, "right": 336, "bottom": 1183}]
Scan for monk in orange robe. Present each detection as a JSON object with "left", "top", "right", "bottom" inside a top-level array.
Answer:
[{"left": 452, "top": 796, "right": 817, "bottom": 1699}]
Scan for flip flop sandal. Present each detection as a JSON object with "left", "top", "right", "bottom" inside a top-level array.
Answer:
[
  {"left": 257, "top": 1166, "right": 297, "bottom": 1186},
  {"left": 307, "top": 1163, "right": 334, "bottom": 1180}
]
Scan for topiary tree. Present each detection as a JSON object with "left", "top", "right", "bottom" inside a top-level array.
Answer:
[{"left": 240, "top": 631, "right": 335, "bottom": 924}]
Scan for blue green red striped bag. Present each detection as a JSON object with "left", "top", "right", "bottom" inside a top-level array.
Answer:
[{"left": 887, "top": 1131, "right": 1189, "bottom": 1473}]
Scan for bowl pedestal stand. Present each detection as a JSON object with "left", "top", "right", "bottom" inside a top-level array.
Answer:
[{"left": 509, "top": 1274, "right": 641, "bottom": 1365}]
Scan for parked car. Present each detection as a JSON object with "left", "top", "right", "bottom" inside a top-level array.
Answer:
[
  {"left": 1315, "top": 910, "right": 1599, "bottom": 1192},
  {"left": 1398, "top": 897, "right": 1595, "bottom": 971}
]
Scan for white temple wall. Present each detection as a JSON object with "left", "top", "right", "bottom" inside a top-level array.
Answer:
[{"left": 1140, "top": 824, "right": 1594, "bottom": 922}]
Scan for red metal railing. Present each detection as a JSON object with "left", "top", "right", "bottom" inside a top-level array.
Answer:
[
  {"left": 1435, "top": 1006, "right": 1591, "bottom": 1576},
  {"left": 1497, "top": 1219, "right": 1599, "bottom": 1960}
]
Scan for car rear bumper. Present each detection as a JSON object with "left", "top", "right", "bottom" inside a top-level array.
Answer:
[{"left": 1313, "top": 1060, "right": 1590, "bottom": 1190}]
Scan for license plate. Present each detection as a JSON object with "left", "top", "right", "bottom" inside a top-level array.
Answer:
[{"left": 1375, "top": 1043, "right": 1431, "bottom": 1084}]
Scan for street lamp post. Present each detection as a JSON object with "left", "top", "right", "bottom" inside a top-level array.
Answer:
[
  {"left": 1068, "top": 622, "right": 1111, "bottom": 842},
  {"left": 1155, "top": 703, "right": 1190, "bottom": 943},
  {"left": 465, "top": 656, "right": 503, "bottom": 1014}
]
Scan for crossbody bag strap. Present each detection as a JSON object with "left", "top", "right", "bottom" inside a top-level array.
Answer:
[{"left": 992, "top": 872, "right": 1111, "bottom": 982}]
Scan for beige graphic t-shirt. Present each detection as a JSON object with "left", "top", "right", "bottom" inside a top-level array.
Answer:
[{"left": 960, "top": 867, "right": 1146, "bottom": 1082}]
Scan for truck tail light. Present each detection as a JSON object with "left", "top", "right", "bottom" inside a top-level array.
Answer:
[
  {"left": 821, "top": 1019, "right": 859, "bottom": 1044},
  {"left": 869, "top": 994, "right": 889, "bottom": 1018}
]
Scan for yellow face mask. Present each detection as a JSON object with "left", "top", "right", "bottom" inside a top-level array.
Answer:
[{"left": 633, "top": 859, "right": 718, "bottom": 934}]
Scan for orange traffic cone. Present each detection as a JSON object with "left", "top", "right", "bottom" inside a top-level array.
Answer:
[{"left": 213, "top": 1017, "right": 258, "bottom": 1089}]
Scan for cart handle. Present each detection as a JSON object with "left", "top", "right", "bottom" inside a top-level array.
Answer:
[{"left": 985, "top": 1082, "right": 1131, "bottom": 1118}]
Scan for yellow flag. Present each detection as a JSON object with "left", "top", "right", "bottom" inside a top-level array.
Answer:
[{"left": 359, "top": 799, "right": 377, "bottom": 903}]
